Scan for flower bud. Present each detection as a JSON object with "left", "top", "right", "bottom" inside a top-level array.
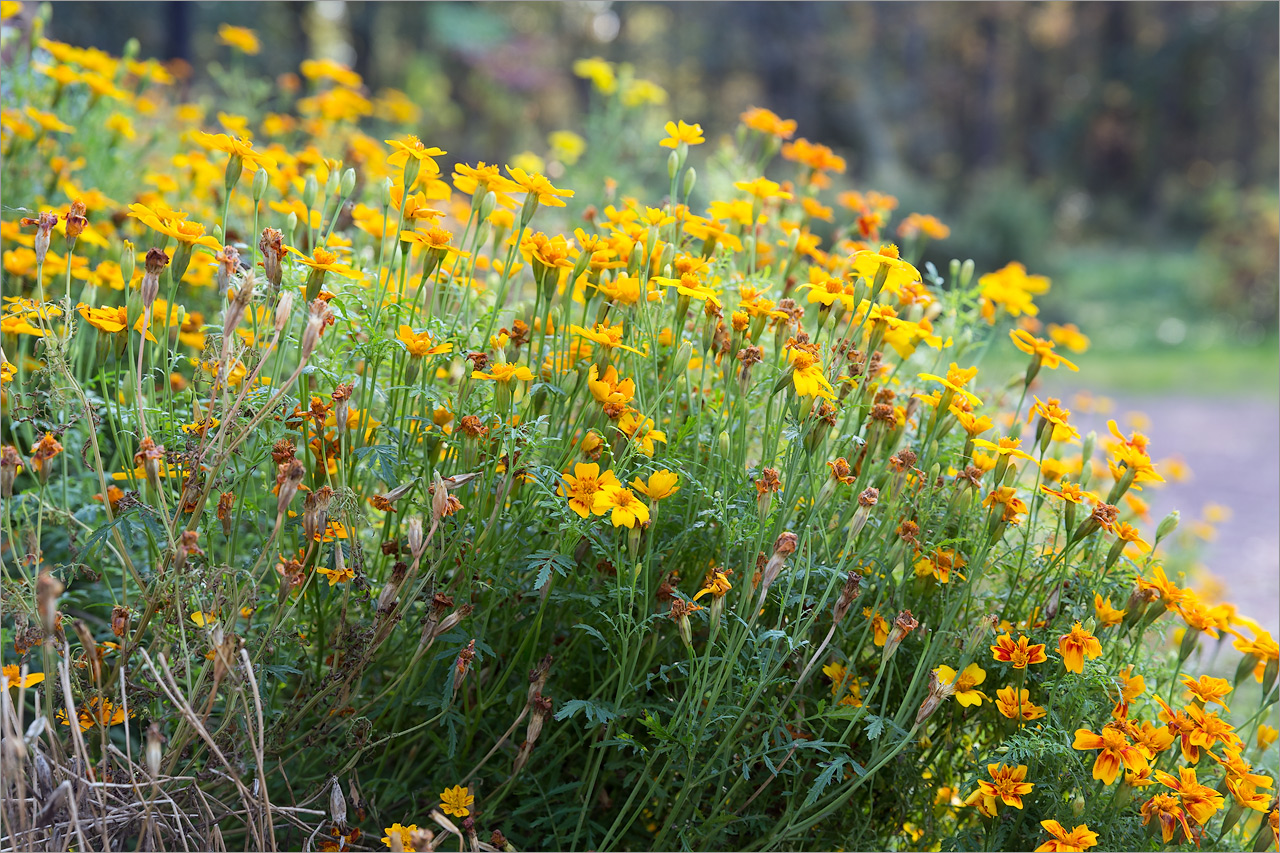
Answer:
[
  {"left": 140, "top": 248, "right": 169, "bottom": 309},
  {"left": 273, "top": 288, "right": 294, "bottom": 331},
  {"left": 302, "top": 173, "right": 319, "bottom": 209},
  {"left": 252, "top": 167, "right": 269, "bottom": 201},
  {"left": 667, "top": 150, "right": 679, "bottom": 180},
  {"left": 682, "top": 166, "right": 697, "bottom": 200},
  {"left": 339, "top": 167, "right": 357, "bottom": 198},
  {"left": 958, "top": 259, "right": 975, "bottom": 288},
  {"left": 1154, "top": 511, "right": 1179, "bottom": 546},
  {"left": 381, "top": 176, "right": 394, "bottom": 208},
  {"left": 120, "top": 240, "right": 136, "bottom": 288}
]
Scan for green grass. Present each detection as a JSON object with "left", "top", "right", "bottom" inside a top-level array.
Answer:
[{"left": 981, "top": 339, "right": 1280, "bottom": 396}]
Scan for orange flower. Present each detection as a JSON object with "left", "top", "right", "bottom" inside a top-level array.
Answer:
[
  {"left": 964, "top": 763, "right": 1034, "bottom": 816},
  {"left": 1010, "top": 328, "right": 1078, "bottom": 372},
  {"left": 1057, "top": 622, "right": 1102, "bottom": 673},
  {"left": 990, "top": 634, "right": 1047, "bottom": 669},
  {"left": 1034, "top": 820, "right": 1099, "bottom": 852},
  {"left": 1073, "top": 723, "right": 1148, "bottom": 785}
]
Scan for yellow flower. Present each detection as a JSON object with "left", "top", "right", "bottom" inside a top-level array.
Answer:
[
  {"left": 1035, "top": 820, "right": 1099, "bottom": 852},
  {"left": 2, "top": 664, "right": 44, "bottom": 690},
  {"left": 548, "top": 130, "right": 586, "bottom": 165},
  {"left": 616, "top": 410, "right": 666, "bottom": 457},
  {"left": 1010, "top": 328, "right": 1079, "bottom": 372},
  {"left": 190, "top": 610, "right": 218, "bottom": 627},
  {"left": 696, "top": 568, "right": 737, "bottom": 601},
  {"left": 217, "top": 24, "right": 260, "bottom": 55},
  {"left": 1180, "top": 674, "right": 1231, "bottom": 711},
  {"left": 933, "top": 663, "right": 987, "bottom": 707},
  {"left": 733, "top": 176, "right": 792, "bottom": 201},
  {"left": 1058, "top": 621, "right": 1102, "bottom": 673},
  {"left": 396, "top": 326, "right": 452, "bottom": 358},
  {"left": 285, "top": 246, "right": 362, "bottom": 279},
  {"left": 472, "top": 362, "right": 535, "bottom": 383},
  {"left": 560, "top": 463, "right": 620, "bottom": 519},
  {"left": 316, "top": 565, "right": 354, "bottom": 586},
  {"left": 594, "top": 485, "right": 650, "bottom": 528},
  {"left": 1073, "top": 723, "right": 1147, "bottom": 785},
  {"left": 439, "top": 784, "right": 474, "bottom": 818},
  {"left": 190, "top": 131, "right": 277, "bottom": 171},
  {"left": 572, "top": 57, "right": 617, "bottom": 94},
  {"left": 127, "top": 203, "right": 220, "bottom": 250},
  {"left": 659, "top": 120, "right": 704, "bottom": 148},
  {"left": 385, "top": 135, "right": 445, "bottom": 170},
  {"left": 23, "top": 106, "right": 74, "bottom": 134},
  {"left": 506, "top": 166, "right": 574, "bottom": 207},
  {"left": 571, "top": 321, "right": 643, "bottom": 355},
  {"left": 381, "top": 823, "right": 417, "bottom": 851},
  {"left": 1093, "top": 593, "right": 1126, "bottom": 627},
  {"left": 785, "top": 348, "right": 834, "bottom": 400},
  {"left": 995, "top": 685, "right": 1046, "bottom": 721},
  {"left": 632, "top": 470, "right": 679, "bottom": 501}
]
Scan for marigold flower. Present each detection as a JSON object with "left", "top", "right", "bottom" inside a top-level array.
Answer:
[
  {"left": 1058, "top": 622, "right": 1102, "bottom": 673},
  {"left": 2, "top": 664, "right": 44, "bottom": 690},
  {"left": 217, "top": 24, "right": 260, "bottom": 54},
  {"left": 990, "top": 634, "right": 1047, "bottom": 669},
  {"left": 439, "top": 784, "right": 474, "bottom": 818},
  {"left": 506, "top": 166, "right": 574, "bottom": 207},
  {"left": 659, "top": 119, "right": 704, "bottom": 149},
  {"left": 740, "top": 106, "right": 796, "bottom": 139},
  {"left": 693, "top": 569, "right": 732, "bottom": 602},
  {"left": 965, "top": 763, "right": 1034, "bottom": 816},
  {"left": 381, "top": 822, "right": 418, "bottom": 851},
  {"left": 396, "top": 326, "right": 452, "bottom": 358},
  {"left": 560, "top": 463, "right": 620, "bottom": 519},
  {"left": 1140, "top": 792, "right": 1193, "bottom": 843},
  {"left": 914, "top": 548, "right": 966, "bottom": 584},
  {"left": 1073, "top": 723, "right": 1148, "bottom": 785},
  {"left": 1093, "top": 593, "right": 1126, "bottom": 627},
  {"left": 1180, "top": 674, "right": 1231, "bottom": 711},
  {"left": 1034, "top": 820, "right": 1098, "bottom": 853},
  {"left": 593, "top": 485, "right": 650, "bottom": 529},
  {"left": 1010, "top": 328, "right": 1079, "bottom": 372},
  {"left": 821, "top": 661, "right": 864, "bottom": 707},
  {"left": 933, "top": 663, "right": 986, "bottom": 707},
  {"left": 1154, "top": 765, "right": 1224, "bottom": 825},
  {"left": 632, "top": 470, "right": 679, "bottom": 501},
  {"left": 616, "top": 410, "right": 666, "bottom": 457},
  {"left": 995, "top": 685, "right": 1046, "bottom": 721},
  {"left": 473, "top": 362, "right": 535, "bottom": 383}
]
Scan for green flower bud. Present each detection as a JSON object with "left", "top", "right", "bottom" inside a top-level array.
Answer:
[
  {"left": 959, "top": 259, "right": 975, "bottom": 288},
  {"left": 302, "top": 173, "right": 319, "bottom": 209},
  {"left": 1154, "top": 510, "right": 1180, "bottom": 545},
  {"left": 340, "top": 167, "right": 357, "bottom": 198},
  {"left": 667, "top": 150, "right": 680, "bottom": 180},
  {"left": 479, "top": 190, "right": 497, "bottom": 221},
  {"left": 682, "top": 166, "right": 697, "bottom": 201},
  {"left": 252, "top": 167, "right": 269, "bottom": 202}
]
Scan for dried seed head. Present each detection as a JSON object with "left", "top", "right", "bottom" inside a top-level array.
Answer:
[
  {"left": 303, "top": 485, "right": 334, "bottom": 544},
  {"left": 259, "top": 227, "right": 285, "bottom": 287},
  {"left": 0, "top": 445, "right": 21, "bottom": 498},
  {"left": 301, "top": 299, "right": 332, "bottom": 359},
  {"left": 275, "top": 458, "right": 305, "bottom": 517},
  {"left": 22, "top": 211, "right": 59, "bottom": 264},
  {"left": 858, "top": 487, "right": 880, "bottom": 508},
  {"left": 64, "top": 199, "right": 87, "bottom": 241},
  {"left": 406, "top": 517, "right": 426, "bottom": 560},
  {"left": 273, "top": 288, "right": 294, "bottom": 331},
  {"left": 36, "top": 571, "right": 63, "bottom": 634},
  {"left": 111, "top": 605, "right": 130, "bottom": 638},
  {"left": 140, "top": 248, "right": 169, "bottom": 309},
  {"left": 223, "top": 272, "right": 255, "bottom": 342},
  {"left": 883, "top": 609, "right": 919, "bottom": 660},
  {"left": 833, "top": 571, "right": 863, "bottom": 625},
  {"left": 916, "top": 669, "right": 956, "bottom": 725}
]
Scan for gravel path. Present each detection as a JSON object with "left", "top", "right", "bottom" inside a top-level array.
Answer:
[{"left": 1058, "top": 394, "right": 1279, "bottom": 635}]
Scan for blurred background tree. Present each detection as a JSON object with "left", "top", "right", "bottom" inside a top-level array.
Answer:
[{"left": 40, "top": 0, "right": 1280, "bottom": 372}]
